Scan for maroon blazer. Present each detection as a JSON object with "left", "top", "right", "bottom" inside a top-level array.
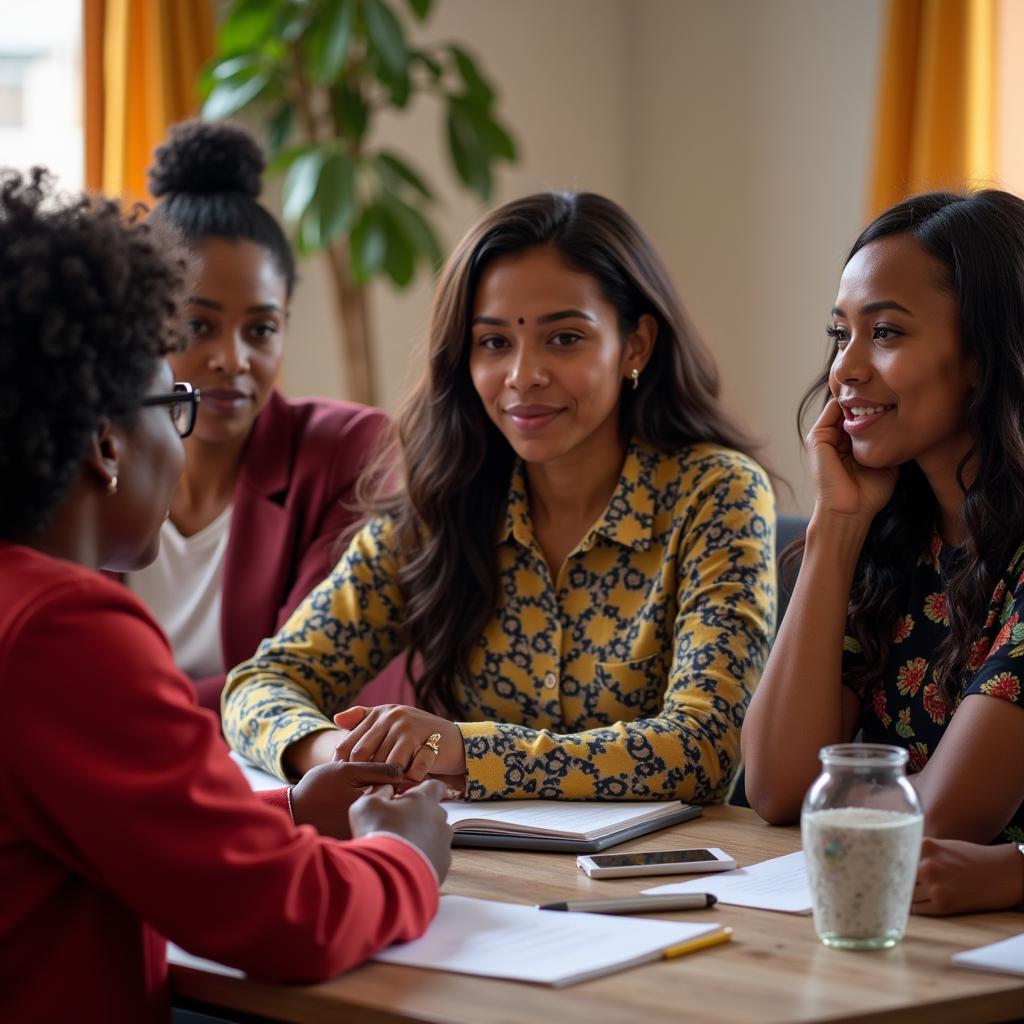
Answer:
[{"left": 188, "top": 390, "right": 412, "bottom": 712}]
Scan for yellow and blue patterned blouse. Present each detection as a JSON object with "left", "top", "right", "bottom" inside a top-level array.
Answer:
[{"left": 223, "top": 440, "right": 776, "bottom": 802}]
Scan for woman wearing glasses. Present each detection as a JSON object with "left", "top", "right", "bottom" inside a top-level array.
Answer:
[
  {"left": 0, "top": 169, "right": 450, "bottom": 1023},
  {"left": 126, "top": 119, "right": 398, "bottom": 714}
]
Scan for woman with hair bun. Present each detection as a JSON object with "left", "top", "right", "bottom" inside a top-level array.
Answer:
[
  {"left": 127, "top": 119, "right": 396, "bottom": 713},
  {"left": 224, "top": 190, "right": 776, "bottom": 804}
]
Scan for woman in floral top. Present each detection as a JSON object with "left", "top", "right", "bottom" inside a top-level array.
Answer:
[{"left": 743, "top": 190, "right": 1024, "bottom": 915}]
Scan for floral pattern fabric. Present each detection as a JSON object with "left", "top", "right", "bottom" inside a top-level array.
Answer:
[
  {"left": 223, "top": 441, "right": 776, "bottom": 802},
  {"left": 843, "top": 535, "right": 1024, "bottom": 842}
]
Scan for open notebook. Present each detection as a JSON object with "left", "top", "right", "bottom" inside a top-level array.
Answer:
[{"left": 444, "top": 800, "right": 701, "bottom": 852}]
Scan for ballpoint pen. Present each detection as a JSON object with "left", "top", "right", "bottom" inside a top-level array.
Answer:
[
  {"left": 662, "top": 926, "right": 733, "bottom": 959},
  {"left": 537, "top": 893, "right": 716, "bottom": 914}
]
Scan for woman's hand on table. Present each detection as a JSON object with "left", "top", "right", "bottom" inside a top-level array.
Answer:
[
  {"left": 912, "top": 837, "right": 1024, "bottom": 916},
  {"left": 333, "top": 705, "right": 467, "bottom": 782}
]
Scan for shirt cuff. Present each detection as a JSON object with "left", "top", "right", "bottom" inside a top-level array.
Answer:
[{"left": 362, "top": 831, "right": 440, "bottom": 885}]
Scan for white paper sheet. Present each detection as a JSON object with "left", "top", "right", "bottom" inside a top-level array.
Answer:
[
  {"left": 952, "top": 933, "right": 1024, "bottom": 976},
  {"left": 643, "top": 851, "right": 813, "bottom": 914},
  {"left": 230, "top": 751, "right": 283, "bottom": 791},
  {"left": 373, "top": 895, "right": 721, "bottom": 986}
]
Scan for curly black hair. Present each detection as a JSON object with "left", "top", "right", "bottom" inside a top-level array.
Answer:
[
  {"left": 0, "top": 167, "right": 189, "bottom": 539},
  {"left": 149, "top": 119, "right": 296, "bottom": 297}
]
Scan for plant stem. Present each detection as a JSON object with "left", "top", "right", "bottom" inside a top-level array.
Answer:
[{"left": 289, "top": 41, "right": 375, "bottom": 404}]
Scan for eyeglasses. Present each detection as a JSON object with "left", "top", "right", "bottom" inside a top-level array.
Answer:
[{"left": 141, "top": 381, "right": 201, "bottom": 438}]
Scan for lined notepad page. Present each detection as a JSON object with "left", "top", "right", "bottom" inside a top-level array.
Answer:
[{"left": 374, "top": 895, "right": 721, "bottom": 986}]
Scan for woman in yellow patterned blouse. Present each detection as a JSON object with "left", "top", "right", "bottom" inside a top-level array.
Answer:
[{"left": 223, "top": 192, "right": 776, "bottom": 802}]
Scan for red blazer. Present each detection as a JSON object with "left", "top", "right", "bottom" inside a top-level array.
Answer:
[
  {"left": 0, "top": 545, "right": 438, "bottom": 1024},
  {"left": 188, "top": 391, "right": 411, "bottom": 711}
]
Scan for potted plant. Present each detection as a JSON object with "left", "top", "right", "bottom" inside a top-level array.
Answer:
[{"left": 200, "top": 0, "right": 518, "bottom": 403}]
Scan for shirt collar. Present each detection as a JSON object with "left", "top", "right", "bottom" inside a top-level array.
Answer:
[{"left": 500, "top": 440, "right": 655, "bottom": 553}]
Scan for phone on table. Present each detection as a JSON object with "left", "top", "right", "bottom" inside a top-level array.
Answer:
[{"left": 576, "top": 847, "right": 736, "bottom": 879}]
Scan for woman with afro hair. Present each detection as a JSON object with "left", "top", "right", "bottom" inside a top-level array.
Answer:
[
  {"left": 0, "top": 168, "right": 450, "bottom": 1023},
  {"left": 126, "top": 119, "right": 403, "bottom": 714}
]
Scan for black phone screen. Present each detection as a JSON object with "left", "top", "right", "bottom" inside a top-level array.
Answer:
[{"left": 589, "top": 849, "right": 717, "bottom": 868}]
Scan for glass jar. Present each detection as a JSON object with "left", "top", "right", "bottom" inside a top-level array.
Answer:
[{"left": 801, "top": 743, "right": 923, "bottom": 950}]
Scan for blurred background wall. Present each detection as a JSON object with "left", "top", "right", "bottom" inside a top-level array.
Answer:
[
  {"left": 276, "top": 0, "right": 885, "bottom": 512},
  {"left": 7, "top": 0, "right": 1023, "bottom": 511}
]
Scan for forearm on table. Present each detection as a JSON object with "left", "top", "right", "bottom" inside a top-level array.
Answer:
[
  {"left": 742, "top": 513, "right": 867, "bottom": 823},
  {"left": 459, "top": 710, "right": 740, "bottom": 802}
]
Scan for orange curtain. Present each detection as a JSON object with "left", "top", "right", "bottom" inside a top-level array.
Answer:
[
  {"left": 83, "top": 0, "right": 215, "bottom": 205},
  {"left": 868, "top": 0, "right": 997, "bottom": 216}
]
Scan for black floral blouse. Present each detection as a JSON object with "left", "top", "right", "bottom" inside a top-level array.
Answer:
[{"left": 842, "top": 534, "right": 1024, "bottom": 844}]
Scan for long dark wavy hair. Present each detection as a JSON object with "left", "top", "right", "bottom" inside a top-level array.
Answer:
[
  {"left": 370, "top": 191, "right": 760, "bottom": 715},
  {"left": 796, "top": 190, "right": 1024, "bottom": 704}
]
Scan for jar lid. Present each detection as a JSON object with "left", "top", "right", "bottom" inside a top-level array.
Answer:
[{"left": 819, "top": 743, "right": 909, "bottom": 768}]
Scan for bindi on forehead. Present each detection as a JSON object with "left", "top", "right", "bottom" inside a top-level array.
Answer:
[{"left": 518, "top": 317, "right": 525, "bottom": 325}]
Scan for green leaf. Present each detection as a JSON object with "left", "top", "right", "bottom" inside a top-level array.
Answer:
[
  {"left": 350, "top": 203, "right": 389, "bottom": 281},
  {"left": 448, "top": 45, "right": 494, "bottom": 108},
  {"left": 315, "top": 149, "right": 357, "bottom": 243},
  {"left": 364, "top": 0, "right": 409, "bottom": 78},
  {"left": 283, "top": 148, "right": 327, "bottom": 223},
  {"left": 407, "top": 0, "right": 433, "bottom": 19},
  {"left": 332, "top": 84, "right": 369, "bottom": 142},
  {"left": 374, "top": 150, "right": 433, "bottom": 200},
  {"left": 373, "top": 52, "right": 412, "bottom": 108},
  {"left": 218, "top": 0, "right": 283, "bottom": 55},
  {"left": 454, "top": 96, "right": 516, "bottom": 160},
  {"left": 309, "top": 0, "right": 357, "bottom": 83},
  {"left": 298, "top": 206, "right": 323, "bottom": 255},
  {"left": 445, "top": 98, "right": 492, "bottom": 199},
  {"left": 268, "top": 142, "right": 315, "bottom": 175},
  {"left": 202, "top": 71, "right": 273, "bottom": 120},
  {"left": 266, "top": 102, "right": 296, "bottom": 158},
  {"left": 382, "top": 215, "right": 416, "bottom": 287},
  {"left": 380, "top": 191, "right": 443, "bottom": 269},
  {"left": 410, "top": 49, "right": 443, "bottom": 80}
]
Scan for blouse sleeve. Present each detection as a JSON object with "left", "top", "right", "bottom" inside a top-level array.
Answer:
[
  {"left": 222, "top": 516, "right": 409, "bottom": 780},
  {"left": 459, "top": 453, "right": 777, "bottom": 802},
  {"left": 965, "top": 574, "right": 1024, "bottom": 710}
]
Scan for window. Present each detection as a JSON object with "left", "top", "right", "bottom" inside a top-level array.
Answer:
[{"left": 0, "top": 1, "right": 82, "bottom": 188}]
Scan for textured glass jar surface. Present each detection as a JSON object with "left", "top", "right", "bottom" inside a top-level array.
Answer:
[{"left": 801, "top": 744, "right": 923, "bottom": 950}]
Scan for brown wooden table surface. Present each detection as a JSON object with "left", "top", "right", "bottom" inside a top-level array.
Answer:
[{"left": 171, "top": 805, "right": 1024, "bottom": 1024}]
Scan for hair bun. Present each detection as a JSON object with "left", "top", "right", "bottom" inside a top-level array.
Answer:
[{"left": 148, "top": 119, "right": 265, "bottom": 199}]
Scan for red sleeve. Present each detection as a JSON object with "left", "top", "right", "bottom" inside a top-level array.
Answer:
[
  {"left": 274, "top": 405, "right": 390, "bottom": 633},
  {"left": 0, "top": 578, "right": 438, "bottom": 983}
]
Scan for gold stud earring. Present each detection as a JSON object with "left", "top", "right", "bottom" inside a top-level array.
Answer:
[
  {"left": 630, "top": 368, "right": 640, "bottom": 391},
  {"left": 106, "top": 475, "right": 118, "bottom": 496}
]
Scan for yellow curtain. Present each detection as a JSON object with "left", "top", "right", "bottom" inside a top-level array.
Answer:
[
  {"left": 83, "top": 0, "right": 215, "bottom": 205},
  {"left": 868, "top": 0, "right": 997, "bottom": 216}
]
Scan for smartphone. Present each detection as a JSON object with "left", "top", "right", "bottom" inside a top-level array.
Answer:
[{"left": 576, "top": 847, "right": 736, "bottom": 879}]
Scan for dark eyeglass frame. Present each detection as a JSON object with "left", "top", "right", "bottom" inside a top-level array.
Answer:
[{"left": 141, "top": 381, "right": 201, "bottom": 439}]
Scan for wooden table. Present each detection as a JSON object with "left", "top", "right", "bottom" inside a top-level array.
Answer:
[{"left": 171, "top": 806, "right": 1024, "bottom": 1024}]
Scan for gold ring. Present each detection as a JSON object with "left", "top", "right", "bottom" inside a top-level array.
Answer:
[{"left": 423, "top": 732, "right": 442, "bottom": 756}]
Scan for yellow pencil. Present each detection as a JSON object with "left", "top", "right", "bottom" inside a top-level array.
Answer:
[{"left": 662, "top": 927, "right": 734, "bottom": 960}]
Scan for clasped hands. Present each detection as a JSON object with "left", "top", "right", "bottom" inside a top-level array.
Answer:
[{"left": 333, "top": 704, "right": 467, "bottom": 788}]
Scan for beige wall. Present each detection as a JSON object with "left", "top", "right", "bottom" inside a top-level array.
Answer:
[{"left": 276, "top": 0, "right": 887, "bottom": 513}]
